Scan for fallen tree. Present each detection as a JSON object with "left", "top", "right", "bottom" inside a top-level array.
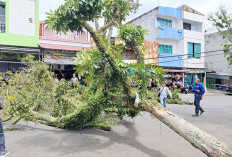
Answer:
[
  {"left": 143, "top": 101, "right": 232, "bottom": 157},
  {"left": 1, "top": 0, "right": 232, "bottom": 157},
  {"left": 119, "top": 23, "right": 232, "bottom": 157}
]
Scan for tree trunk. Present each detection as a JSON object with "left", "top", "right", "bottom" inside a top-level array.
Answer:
[
  {"left": 107, "top": 27, "right": 113, "bottom": 44},
  {"left": 143, "top": 101, "right": 232, "bottom": 157}
]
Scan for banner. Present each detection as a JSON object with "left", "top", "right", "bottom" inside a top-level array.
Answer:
[{"left": 44, "top": 53, "right": 76, "bottom": 65}]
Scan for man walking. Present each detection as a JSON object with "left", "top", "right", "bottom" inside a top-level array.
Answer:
[
  {"left": 159, "top": 83, "right": 172, "bottom": 108},
  {"left": 0, "top": 95, "right": 9, "bottom": 157},
  {"left": 192, "top": 78, "right": 205, "bottom": 117}
]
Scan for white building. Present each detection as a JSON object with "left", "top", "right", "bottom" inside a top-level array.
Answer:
[
  {"left": 129, "top": 5, "right": 206, "bottom": 85},
  {"left": 205, "top": 32, "right": 232, "bottom": 87}
]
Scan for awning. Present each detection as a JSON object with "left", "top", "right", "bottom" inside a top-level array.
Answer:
[
  {"left": 163, "top": 69, "right": 189, "bottom": 73},
  {"left": 0, "top": 1, "right": 5, "bottom": 6},
  {"left": 207, "top": 74, "right": 231, "bottom": 80},
  {"left": 0, "top": 45, "right": 41, "bottom": 54},
  {"left": 39, "top": 43, "right": 88, "bottom": 51},
  {"left": 186, "top": 69, "right": 205, "bottom": 74}
]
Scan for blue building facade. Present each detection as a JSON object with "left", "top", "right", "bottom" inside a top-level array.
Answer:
[
  {"left": 158, "top": 6, "right": 182, "bottom": 19},
  {"left": 159, "top": 54, "right": 183, "bottom": 68},
  {"left": 159, "top": 28, "right": 182, "bottom": 41}
]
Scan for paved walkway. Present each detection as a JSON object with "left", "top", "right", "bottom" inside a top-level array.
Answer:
[{"left": 3, "top": 91, "right": 232, "bottom": 157}]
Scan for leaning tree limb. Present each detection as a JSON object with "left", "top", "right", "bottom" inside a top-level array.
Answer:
[
  {"left": 142, "top": 101, "right": 232, "bottom": 157},
  {"left": 80, "top": 20, "right": 134, "bottom": 97},
  {"left": 97, "top": 6, "right": 121, "bottom": 34}
]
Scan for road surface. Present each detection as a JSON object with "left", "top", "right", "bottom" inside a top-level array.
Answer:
[{"left": 4, "top": 90, "right": 232, "bottom": 157}]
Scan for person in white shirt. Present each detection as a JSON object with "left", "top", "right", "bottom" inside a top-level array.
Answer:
[
  {"left": 70, "top": 74, "right": 79, "bottom": 87},
  {"left": 159, "top": 83, "right": 172, "bottom": 108}
]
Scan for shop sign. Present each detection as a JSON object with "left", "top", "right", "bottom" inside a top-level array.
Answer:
[{"left": 44, "top": 53, "right": 75, "bottom": 65}]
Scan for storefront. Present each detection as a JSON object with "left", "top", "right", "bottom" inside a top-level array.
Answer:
[
  {"left": 163, "top": 69, "right": 189, "bottom": 87},
  {"left": 40, "top": 47, "right": 78, "bottom": 80},
  {"left": 206, "top": 73, "right": 232, "bottom": 89},
  {"left": 184, "top": 69, "right": 206, "bottom": 86},
  {"left": 0, "top": 45, "right": 41, "bottom": 73}
]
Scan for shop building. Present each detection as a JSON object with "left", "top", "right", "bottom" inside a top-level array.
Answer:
[
  {"left": 0, "top": 0, "right": 40, "bottom": 72},
  {"left": 129, "top": 5, "right": 206, "bottom": 85},
  {"left": 39, "top": 21, "right": 92, "bottom": 79},
  {"left": 205, "top": 32, "right": 232, "bottom": 88}
]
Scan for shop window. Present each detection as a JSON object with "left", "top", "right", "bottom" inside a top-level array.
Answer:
[
  {"left": 0, "top": 2, "right": 5, "bottom": 33},
  {"left": 183, "top": 23, "right": 191, "bottom": 30},
  {"left": 188, "top": 43, "right": 201, "bottom": 58},
  {"left": 159, "top": 44, "right": 173, "bottom": 54},
  {"left": 157, "top": 17, "right": 172, "bottom": 28}
]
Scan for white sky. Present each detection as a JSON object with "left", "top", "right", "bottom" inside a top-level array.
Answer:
[{"left": 39, "top": 0, "right": 232, "bottom": 33}]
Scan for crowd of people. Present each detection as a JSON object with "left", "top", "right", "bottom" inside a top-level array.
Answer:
[{"left": 54, "top": 74, "right": 87, "bottom": 87}]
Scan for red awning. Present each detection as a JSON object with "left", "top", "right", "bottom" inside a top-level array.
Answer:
[
  {"left": 164, "top": 69, "right": 189, "bottom": 73},
  {"left": 39, "top": 43, "right": 90, "bottom": 51}
]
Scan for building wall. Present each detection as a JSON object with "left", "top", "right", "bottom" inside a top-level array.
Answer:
[
  {"left": 113, "top": 38, "right": 159, "bottom": 65},
  {"left": 40, "top": 22, "right": 91, "bottom": 44},
  {"left": 183, "top": 11, "right": 204, "bottom": 23},
  {"left": 205, "top": 32, "right": 232, "bottom": 76},
  {"left": 183, "top": 29, "right": 205, "bottom": 69},
  {"left": 130, "top": 5, "right": 205, "bottom": 69},
  {"left": 0, "top": 0, "right": 39, "bottom": 47},
  {"left": 130, "top": 9, "right": 157, "bottom": 42}
]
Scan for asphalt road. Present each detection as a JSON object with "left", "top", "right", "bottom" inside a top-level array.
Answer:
[{"left": 3, "top": 90, "right": 232, "bottom": 157}]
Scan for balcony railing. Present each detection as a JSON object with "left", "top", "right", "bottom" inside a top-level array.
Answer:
[
  {"left": 158, "top": 27, "right": 183, "bottom": 40},
  {"left": 158, "top": 6, "right": 182, "bottom": 19}
]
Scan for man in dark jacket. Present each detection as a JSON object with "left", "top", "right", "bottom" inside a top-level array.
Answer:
[
  {"left": 192, "top": 79, "right": 205, "bottom": 117},
  {"left": 0, "top": 95, "right": 9, "bottom": 156}
]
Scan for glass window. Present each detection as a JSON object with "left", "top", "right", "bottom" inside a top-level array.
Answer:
[
  {"left": 159, "top": 44, "right": 173, "bottom": 54},
  {"left": 0, "top": 4, "right": 5, "bottom": 33},
  {"left": 188, "top": 42, "right": 201, "bottom": 58},
  {"left": 183, "top": 23, "right": 191, "bottom": 30},
  {"left": 157, "top": 18, "right": 172, "bottom": 28}
]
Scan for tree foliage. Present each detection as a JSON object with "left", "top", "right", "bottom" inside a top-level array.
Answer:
[
  {"left": 209, "top": 6, "right": 232, "bottom": 65},
  {"left": 118, "top": 23, "right": 148, "bottom": 46},
  {"left": 1, "top": 0, "right": 179, "bottom": 130}
]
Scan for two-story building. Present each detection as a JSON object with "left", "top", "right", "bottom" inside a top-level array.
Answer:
[
  {"left": 129, "top": 5, "right": 206, "bottom": 85},
  {"left": 0, "top": 0, "right": 40, "bottom": 72},
  {"left": 39, "top": 21, "right": 92, "bottom": 79}
]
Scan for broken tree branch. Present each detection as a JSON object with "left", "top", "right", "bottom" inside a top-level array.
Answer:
[{"left": 142, "top": 101, "right": 232, "bottom": 157}]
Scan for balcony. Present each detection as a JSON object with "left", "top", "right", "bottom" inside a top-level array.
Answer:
[
  {"left": 158, "top": 6, "right": 182, "bottom": 19},
  {"left": 159, "top": 54, "right": 183, "bottom": 67},
  {"left": 183, "top": 30, "right": 204, "bottom": 40},
  {"left": 158, "top": 27, "right": 182, "bottom": 41}
]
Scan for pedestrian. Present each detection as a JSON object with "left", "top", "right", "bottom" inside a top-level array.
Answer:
[
  {"left": 148, "top": 79, "right": 152, "bottom": 90},
  {"left": 0, "top": 95, "right": 9, "bottom": 157},
  {"left": 158, "top": 83, "right": 172, "bottom": 108},
  {"left": 2, "top": 75, "right": 9, "bottom": 85},
  {"left": 70, "top": 74, "right": 79, "bottom": 87},
  {"left": 192, "top": 78, "right": 205, "bottom": 117}
]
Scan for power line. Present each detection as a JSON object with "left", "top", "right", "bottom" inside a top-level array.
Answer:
[
  {"left": 153, "top": 52, "right": 230, "bottom": 64},
  {"left": 145, "top": 49, "right": 225, "bottom": 60}
]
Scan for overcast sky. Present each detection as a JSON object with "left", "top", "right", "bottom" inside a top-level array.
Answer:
[{"left": 39, "top": 0, "right": 232, "bottom": 33}]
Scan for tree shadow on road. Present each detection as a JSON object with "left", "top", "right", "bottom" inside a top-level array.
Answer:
[{"left": 15, "top": 120, "right": 168, "bottom": 157}]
